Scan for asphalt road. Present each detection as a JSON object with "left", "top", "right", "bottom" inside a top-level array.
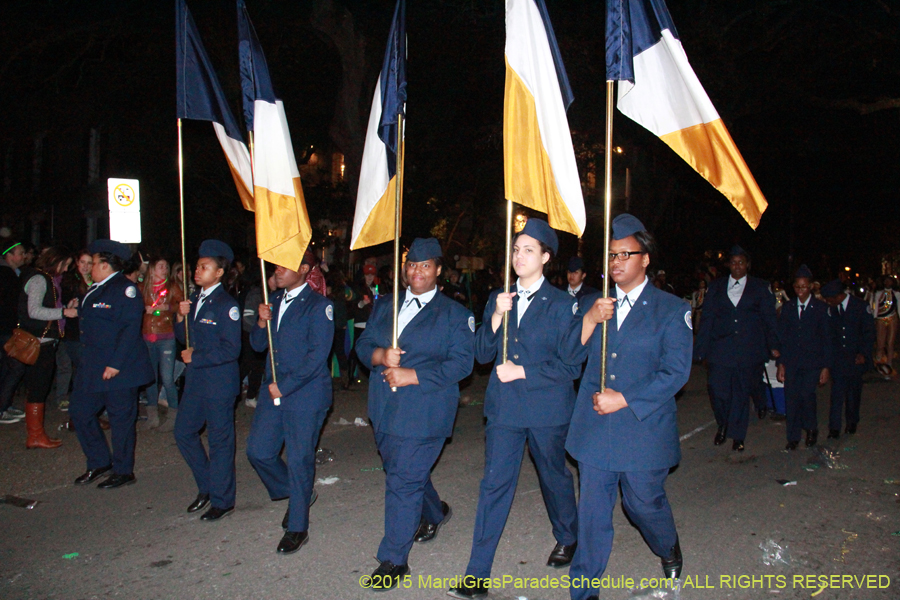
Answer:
[{"left": 0, "top": 364, "right": 897, "bottom": 600}]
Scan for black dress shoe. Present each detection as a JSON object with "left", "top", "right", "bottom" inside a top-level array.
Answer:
[
  {"left": 276, "top": 530, "right": 308, "bottom": 554},
  {"left": 758, "top": 408, "right": 768, "bottom": 420},
  {"left": 363, "top": 560, "right": 409, "bottom": 591},
  {"left": 827, "top": 429, "right": 840, "bottom": 439},
  {"left": 546, "top": 541, "right": 577, "bottom": 567},
  {"left": 97, "top": 473, "right": 136, "bottom": 489},
  {"left": 187, "top": 493, "right": 210, "bottom": 513},
  {"left": 713, "top": 426, "right": 727, "bottom": 446},
  {"left": 661, "top": 539, "right": 683, "bottom": 579},
  {"left": 200, "top": 506, "right": 234, "bottom": 521},
  {"left": 415, "top": 501, "right": 452, "bottom": 543},
  {"left": 732, "top": 440, "right": 744, "bottom": 452},
  {"left": 805, "top": 429, "right": 818, "bottom": 447},
  {"left": 74, "top": 465, "right": 111, "bottom": 485},
  {"left": 845, "top": 423, "right": 857, "bottom": 434},
  {"left": 447, "top": 577, "right": 489, "bottom": 599},
  {"left": 785, "top": 441, "right": 798, "bottom": 451}
]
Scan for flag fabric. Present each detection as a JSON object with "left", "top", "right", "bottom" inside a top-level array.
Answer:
[
  {"left": 504, "top": 0, "right": 585, "bottom": 238},
  {"left": 175, "top": 0, "right": 253, "bottom": 210},
  {"left": 606, "top": 0, "right": 767, "bottom": 229},
  {"left": 351, "top": 0, "right": 407, "bottom": 251},
  {"left": 237, "top": 0, "right": 312, "bottom": 270}
]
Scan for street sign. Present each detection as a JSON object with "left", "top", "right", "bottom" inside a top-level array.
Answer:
[{"left": 107, "top": 178, "right": 141, "bottom": 243}]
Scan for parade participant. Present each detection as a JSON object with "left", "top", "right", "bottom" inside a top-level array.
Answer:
[
  {"left": 776, "top": 266, "right": 831, "bottom": 450},
  {"left": 246, "top": 250, "right": 334, "bottom": 554},
  {"left": 70, "top": 240, "right": 153, "bottom": 489},
  {"left": 141, "top": 257, "right": 183, "bottom": 430},
  {"left": 174, "top": 241, "right": 241, "bottom": 521},
  {"left": 821, "top": 280, "right": 875, "bottom": 438},
  {"left": 872, "top": 276, "right": 900, "bottom": 366},
  {"left": 561, "top": 214, "right": 691, "bottom": 600},
  {"left": 449, "top": 220, "right": 579, "bottom": 600},
  {"left": 356, "top": 238, "right": 474, "bottom": 592},
  {"left": 694, "top": 245, "right": 779, "bottom": 451},
  {"left": 565, "top": 256, "right": 597, "bottom": 302}
]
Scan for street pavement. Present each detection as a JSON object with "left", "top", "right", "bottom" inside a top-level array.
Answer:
[{"left": 0, "top": 363, "right": 897, "bottom": 600}]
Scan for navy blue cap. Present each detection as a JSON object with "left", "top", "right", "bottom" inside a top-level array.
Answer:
[
  {"left": 611, "top": 214, "right": 646, "bottom": 240},
  {"left": 795, "top": 264, "right": 813, "bottom": 279},
  {"left": 729, "top": 245, "right": 749, "bottom": 259},
  {"left": 406, "top": 238, "right": 443, "bottom": 262},
  {"left": 520, "top": 218, "right": 558, "bottom": 255},
  {"left": 820, "top": 279, "right": 844, "bottom": 297},
  {"left": 88, "top": 239, "right": 131, "bottom": 261},
  {"left": 567, "top": 256, "right": 584, "bottom": 272},
  {"left": 198, "top": 239, "right": 233, "bottom": 263}
]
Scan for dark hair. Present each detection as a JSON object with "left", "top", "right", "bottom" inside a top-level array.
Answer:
[
  {"left": 34, "top": 245, "right": 72, "bottom": 274},
  {"left": 96, "top": 251, "right": 127, "bottom": 273},
  {"left": 207, "top": 256, "right": 231, "bottom": 273},
  {"left": 633, "top": 230, "right": 657, "bottom": 258},
  {"left": 512, "top": 231, "right": 555, "bottom": 262}
]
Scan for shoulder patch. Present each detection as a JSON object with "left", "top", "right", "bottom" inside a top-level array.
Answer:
[
  {"left": 125, "top": 285, "right": 137, "bottom": 298},
  {"left": 229, "top": 306, "right": 240, "bottom": 321},
  {"left": 325, "top": 304, "right": 334, "bottom": 321},
  {"left": 468, "top": 315, "right": 475, "bottom": 332},
  {"left": 572, "top": 301, "right": 579, "bottom": 315},
  {"left": 685, "top": 310, "right": 693, "bottom": 330}
]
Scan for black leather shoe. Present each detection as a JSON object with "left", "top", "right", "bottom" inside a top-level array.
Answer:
[
  {"left": 713, "top": 426, "right": 727, "bottom": 445},
  {"left": 74, "top": 465, "right": 111, "bottom": 485},
  {"left": 276, "top": 530, "right": 308, "bottom": 554},
  {"left": 661, "top": 539, "right": 683, "bottom": 579},
  {"left": 805, "top": 429, "right": 818, "bottom": 447},
  {"left": 846, "top": 423, "right": 857, "bottom": 434},
  {"left": 758, "top": 408, "right": 768, "bottom": 420},
  {"left": 732, "top": 439, "right": 744, "bottom": 452},
  {"left": 447, "top": 576, "right": 488, "bottom": 599},
  {"left": 546, "top": 541, "right": 577, "bottom": 568},
  {"left": 415, "top": 501, "right": 452, "bottom": 543},
  {"left": 97, "top": 473, "right": 136, "bottom": 489},
  {"left": 785, "top": 441, "right": 798, "bottom": 451},
  {"left": 363, "top": 560, "right": 409, "bottom": 591},
  {"left": 827, "top": 429, "right": 840, "bottom": 439},
  {"left": 200, "top": 506, "right": 234, "bottom": 521},
  {"left": 187, "top": 493, "right": 210, "bottom": 513}
]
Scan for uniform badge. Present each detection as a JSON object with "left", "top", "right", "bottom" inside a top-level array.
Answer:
[
  {"left": 684, "top": 310, "right": 693, "bottom": 330},
  {"left": 229, "top": 306, "right": 240, "bottom": 321},
  {"left": 468, "top": 316, "right": 475, "bottom": 332},
  {"left": 572, "top": 301, "right": 578, "bottom": 315},
  {"left": 325, "top": 305, "right": 334, "bottom": 321},
  {"left": 125, "top": 286, "right": 137, "bottom": 298}
]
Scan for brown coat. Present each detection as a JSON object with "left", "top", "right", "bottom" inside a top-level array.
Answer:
[{"left": 140, "top": 280, "right": 184, "bottom": 337}]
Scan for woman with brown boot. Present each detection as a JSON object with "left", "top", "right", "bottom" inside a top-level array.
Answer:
[{"left": 17, "top": 246, "right": 78, "bottom": 449}]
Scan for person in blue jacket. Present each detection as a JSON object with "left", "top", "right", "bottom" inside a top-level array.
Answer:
[
  {"left": 820, "top": 279, "right": 875, "bottom": 438},
  {"left": 775, "top": 265, "right": 831, "bottom": 450},
  {"left": 70, "top": 239, "right": 153, "bottom": 489},
  {"left": 561, "top": 214, "right": 692, "bottom": 600},
  {"left": 356, "top": 238, "right": 474, "bottom": 592},
  {"left": 449, "top": 219, "right": 579, "bottom": 600},
  {"left": 246, "top": 250, "right": 334, "bottom": 555},
  {"left": 694, "top": 245, "right": 780, "bottom": 451},
  {"left": 173, "top": 240, "right": 242, "bottom": 520}
]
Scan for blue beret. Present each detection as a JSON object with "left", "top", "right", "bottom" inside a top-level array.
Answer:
[
  {"left": 795, "top": 264, "right": 813, "bottom": 279},
  {"left": 406, "top": 238, "right": 442, "bottom": 262},
  {"left": 820, "top": 279, "right": 844, "bottom": 298},
  {"left": 611, "top": 214, "right": 646, "bottom": 240},
  {"left": 567, "top": 256, "right": 584, "bottom": 272},
  {"left": 88, "top": 239, "right": 131, "bottom": 261},
  {"left": 520, "top": 218, "right": 558, "bottom": 255},
  {"left": 198, "top": 239, "right": 233, "bottom": 262},
  {"left": 729, "top": 245, "right": 749, "bottom": 259}
]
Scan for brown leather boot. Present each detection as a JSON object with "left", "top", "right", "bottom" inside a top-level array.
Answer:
[{"left": 25, "top": 403, "right": 62, "bottom": 449}]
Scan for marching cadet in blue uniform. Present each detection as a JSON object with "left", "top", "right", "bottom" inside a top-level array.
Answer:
[
  {"left": 246, "top": 250, "right": 334, "bottom": 554},
  {"left": 561, "top": 215, "right": 691, "bottom": 600},
  {"left": 174, "top": 240, "right": 242, "bottom": 520},
  {"left": 70, "top": 240, "right": 153, "bottom": 489},
  {"left": 565, "top": 256, "right": 598, "bottom": 302},
  {"left": 694, "top": 245, "right": 779, "bottom": 451},
  {"left": 776, "top": 266, "right": 831, "bottom": 450},
  {"left": 356, "top": 238, "right": 474, "bottom": 592},
  {"left": 821, "top": 280, "right": 875, "bottom": 438},
  {"left": 449, "top": 220, "right": 579, "bottom": 600}
]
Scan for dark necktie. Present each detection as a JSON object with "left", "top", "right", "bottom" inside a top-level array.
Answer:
[{"left": 800, "top": 304, "right": 806, "bottom": 319}]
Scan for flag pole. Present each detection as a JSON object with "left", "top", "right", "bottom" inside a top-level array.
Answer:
[
  {"left": 600, "top": 80, "right": 615, "bottom": 392},
  {"left": 501, "top": 198, "right": 513, "bottom": 363},
  {"left": 390, "top": 113, "right": 406, "bottom": 392},
  {"left": 177, "top": 118, "right": 190, "bottom": 349}
]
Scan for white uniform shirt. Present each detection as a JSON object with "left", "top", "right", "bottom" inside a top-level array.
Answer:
[
  {"left": 615, "top": 276, "right": 649, "bottom": 330},
  {"left": 397, "top": 287, "right": 438, "bottom": 336},
  {"left": 727, "top": 275, "right": 747, "bottom": 307},
  {"left": 277, "top": 283, "right": 307, "bottom": 330},
  {"left": 516, "top": 276, "right": 545, "bottom": 326}
]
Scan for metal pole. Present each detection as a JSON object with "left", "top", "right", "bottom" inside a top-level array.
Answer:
[
  {"left": 390, "top": 113, "right": 406, "bottom": 393},
  {"left": 501, "top": 199, "right": 513, "bottom": 363},
  {"left": 600, "top": 80, "right": 615, "bottom": 392},
  {"left": 177, "top": 118, "right": 190, "bottom": 348}
]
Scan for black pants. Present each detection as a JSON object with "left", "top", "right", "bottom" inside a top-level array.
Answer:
[
  {"left": 237, "top": 331, "right": 265, "bottom": 400},
  {"left": 23, "top": 341, "right": 58, "bottom": 404}
]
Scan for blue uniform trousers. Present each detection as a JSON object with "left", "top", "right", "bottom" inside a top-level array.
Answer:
[
  {"left": 830, "top": 367, "right": 863, "bottom": 431},
  {"left": 466, "top": 422, "right": 577, "bottom": 579},
  {"left": 246, "top": 403, "right": 327, "bottom": 532},
  {"left": 70, "top": 387, "right": 139, "bottom": 475},
  {"left": 708, "top": 363, "right": 758, "bottom": 441},
  {"left": 174, "top": 392, "right": 236, "bottom": 509},
  {"left": 569, "top": 464, "right": 677, "bottom": 600},
  {"left": 374, "top": 432, "right": 446, "bottom": 566},
  {"left": 784, "top": 367, "right": 819, "bottom": 442}
]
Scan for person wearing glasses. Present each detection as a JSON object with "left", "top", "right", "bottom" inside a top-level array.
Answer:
[
  {"left": 561, "top": 214, "right": 692, "bottom": 600},
  {"left": 694, "top": 245, "right": 779, "bottom": 451}
]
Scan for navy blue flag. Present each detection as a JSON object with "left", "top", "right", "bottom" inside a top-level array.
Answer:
[
  {"left": 605, "top": 0, "right": 678, "bottom": 82},
  {"left": 533, "top": 0, "right": 574, "bottom": 111},
  {"left": 377, "top": 0, "right": 407, "bottom": 176},
  {"left": 237, "top": 0, "right": 276, "bottom": 132}
]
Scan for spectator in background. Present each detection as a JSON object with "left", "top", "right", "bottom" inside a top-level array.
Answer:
[
  {"left": 0, "top": 240, "right": 27, "bottom": 424},
  {"left": 873, "top": 276, "right": 900, "bottom": 367},
  {"left": 442, "top": 269, "right": 467, "bottom": 305},
  {"left": 690, "top": 279, "right": 706, "bottom": 332},
  {"left": 140, "top": 257, "right": 183, "bottom": 430},
  {"left": 54, "top": 250, "right": 93, "bottom": 412},
  {"left": 347, "top": 264, "right": 378, "bottom": 387},
  {"left": 237, "top": 262, "right": 267, "bottom": 408},
  {"left": 326, "top": 270, "right": 350, "bottom": 390},
  {"left": 771, "top": 280, "right": 789, "bottom": 315},
  {"left": 653, "top": 269, "right": 675, "bottom": 294}
]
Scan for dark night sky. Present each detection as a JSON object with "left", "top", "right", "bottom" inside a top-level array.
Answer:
[{"left": 1, "top": 0, "right": 898, "bottom": 283}]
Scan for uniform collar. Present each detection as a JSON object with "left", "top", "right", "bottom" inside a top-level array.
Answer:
[
  {"left": 199, "top": 282, "right": 222, "bottom": 298},
  {"left": 616, "top": 276, "right": 649, "bottom": 305},
  {"left": 728, "top": 275, "right": 747, "bottom": 287},
  {"left": 283, "top": 282, "right": 308, "bottom": 303},
  {"left": 404, "top": 286, "right": 437, "bottom": 306},
  {"left": 516, "top": 275, "right": 545, "bottom": 297},
  {"left": 94, "top": 271, "right": 119, "bottom": 287}
]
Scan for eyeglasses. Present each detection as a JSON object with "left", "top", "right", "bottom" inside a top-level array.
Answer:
[{"left": 608, "top": 251, "right": 645, "bottom": 262}]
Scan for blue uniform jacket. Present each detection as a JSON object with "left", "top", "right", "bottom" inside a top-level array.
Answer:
[
  {"left": 250, "top": 285, "right": 334, "bottom": 412},
  {"left": 562, "top": 285, "right": 693, "bottom": 471},
  {"left": 776, "top": 297, "right": 832, "bottom": 371},
  {"left": 75, "top": 272, "right": 152, "bottom": 392},
  {"left": 475, "top": 280, "right": 581, "bottom": 429},
  {"left": 357, "top": 291, "right": 474, "bottom": 439},
  {"left": 827, "top": 295, "right": 875, "bottom": 372},
  {"left": 694, "top": 275, "right": 779, "bottom": 365},
  {"left": 175, "top": 285, "right": 242, "bottom": 398}
]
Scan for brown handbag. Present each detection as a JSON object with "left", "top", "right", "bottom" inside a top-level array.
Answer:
[{"left": 3, "top": 327, "right": 42, "bottom": 365}]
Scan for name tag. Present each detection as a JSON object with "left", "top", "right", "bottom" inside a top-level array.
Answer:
[
  {"left": 92, "top": 303, "right": 111, "bottom": 309},
  {"left": 199, "top": 318, "right": 217, "bottom": 326}
]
